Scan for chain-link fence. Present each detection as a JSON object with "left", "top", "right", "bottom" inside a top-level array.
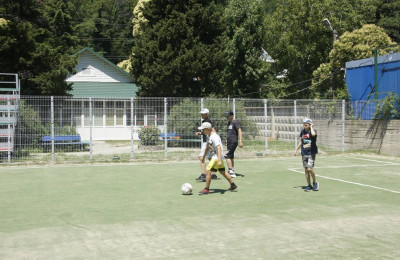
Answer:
[{"left": 1, "top": 96, "right": 392, "bottom": 164}]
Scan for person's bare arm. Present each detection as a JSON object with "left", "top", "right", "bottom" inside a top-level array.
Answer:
[
  {"left": 201, "top": 144, "right": 210, "bottom": 163},
  {"left": 310, "top": 124, "right": 316, "bottom": 137},
  {"left": 238, "top": 128, "right": 243, "bottom": 148},
  {"left": 217, "top": 145, "right": 222, "bottom": 167},
  {"left": 293, "top": 140, "right": 302, "bottom": 156}
]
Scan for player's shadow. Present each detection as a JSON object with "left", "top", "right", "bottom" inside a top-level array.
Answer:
[
  {"left": 209, "top": 188, "right": 230, "bottom": 194},
  {"left": 235, "top": 173, "right": 245, "bottom": 177},
  {"left": 293, "top": 185, "right": 309, "bottom": 190}
]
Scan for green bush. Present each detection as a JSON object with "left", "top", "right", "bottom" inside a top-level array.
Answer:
[
  {"left": 17, "top": 101, "right": 47, "bottom": 146},
  {"left": 139, "top": 126, "right": 161, "bottom": 145},
  {"left": 168, "top": 98, "right": 258, "bottom": 140},
  {"left": 374, "top": 92, "right": 400, "bottom": 120}
]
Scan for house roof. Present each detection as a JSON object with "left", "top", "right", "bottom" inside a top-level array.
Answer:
[
  {"left": 68, "top": 82, "right": 138, "bottom": 98},
  {"left": 73, "top": 47, "right": 132, "bottom": 78},
  {"left": 66, "top": 47, "right": 138, "bottom": 98},
  {"left": 345, "top": 52, "right": 400, "bottom": 69}
]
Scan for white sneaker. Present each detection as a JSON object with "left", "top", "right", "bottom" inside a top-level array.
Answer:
[{"left": 229, "top": 170, "right": 236, "bottom": 178}]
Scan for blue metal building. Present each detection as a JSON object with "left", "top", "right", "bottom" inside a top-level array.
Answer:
[{"left": 345, "top": 52, "right": 400, "bottom": 119}]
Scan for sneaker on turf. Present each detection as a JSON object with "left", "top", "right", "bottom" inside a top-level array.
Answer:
[
  {"left": 313, "top": 182, "right": 319, "bottom": 191},
  {"left": 198, "top": 189, "right": 210, "bottom": 195},
  {"left": 211, "top": 174, "right": 218, "bottom": 180},
  {"left": 304, "top": 186, "right": 312, "bottom": 192},
  {"left": 228, "top": 184, "right": 237, "bottom": 191},
  {"left": 196, "top": 174, "right": 206, "bottom": 181},
  {"left": 228, "top": 170, "right": 236, "bottom": 178}
]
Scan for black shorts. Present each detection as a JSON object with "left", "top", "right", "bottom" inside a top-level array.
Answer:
[{"left": 225, "top": 142, "right": 238, "bottom": 159}]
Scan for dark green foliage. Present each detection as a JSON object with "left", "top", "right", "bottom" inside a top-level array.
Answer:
[
  {"left": 0, "top": 0, "right": 77, "bottom": 95},
  {"left": 0, "top": 0, "right": 135, "bottom": 95},
  {"left": 131, "top": 0, "right": 227, "bottom": 97},
  {"left": 222, "top": 0, "right": 270, "bottom": 98},
  {"left": 78, "top": 0, "right": 136, "bottom": 64},
  {"left": 1, "top": 0, "right": 399, "bottom": 99},
  {"left": 168, "top": 98, "right": 202, "bottom": 135},
  {"left": 263, "top": 0, "right": 389, "bottom": 99},
  {"left": 168, "top": 98, "right": 258, "bottom": 141},
  {"left": 376, "top": 0, "right": 400, "bottom": 43},
  {"left": 17, "top": 101, "right": 46, "bottom": 147}
]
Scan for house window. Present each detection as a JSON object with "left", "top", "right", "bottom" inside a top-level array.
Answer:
[
  {"left": 72, "top": 101, "right": 82, "bottom": 127},
  {"left": 115, "top": 101, "right": 124, "bottom": 126},
  {"left": 83, "top": 101, "right": 91, "bottom": 126},
  {"left": 74, "top": 100, "right": 128, "bottom": 127},
  {"left": 116, "top": 109, "right": 124, "bottom": 126},
  {"left": 105, "top": 101, "right": 114, "bottom": 126},
  {"left": 93, "top": 101, "right": 103, "bottom": 126},
  {"left": 134, "top": 108, "right": 145, "bottom": 126}
]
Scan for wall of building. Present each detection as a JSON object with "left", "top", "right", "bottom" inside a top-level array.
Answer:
[
  {"left": 345, "top": 52, "right": 400, "bottom": 120},
  {"left": 77, "top": 126, "right": 141, "bottom": 141}
]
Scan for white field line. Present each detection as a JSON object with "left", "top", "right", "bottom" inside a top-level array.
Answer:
[
  {"left": 288, "top": 168, "right": 400, "bottom": 194},
  {"left": 315, "top": 164, "right": 385, "bottom": 169},
  {"left": 348, "top": 156, "right": 400, "bottom": 166},
  {"left": 314, "top": 164, "right": 400, "bottom": 175}
]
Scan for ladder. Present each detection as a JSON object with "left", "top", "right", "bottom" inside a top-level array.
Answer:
[{"left": 0, "top": 73, "right": 20, "bottom": 163}]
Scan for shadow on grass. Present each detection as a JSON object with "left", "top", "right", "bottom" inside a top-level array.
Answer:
[
  {"left": 208, "top": 188, "right": 238, "bottom": 194},
  {"left": 293, "top": 185, "right": 310, "bottom": 190}
]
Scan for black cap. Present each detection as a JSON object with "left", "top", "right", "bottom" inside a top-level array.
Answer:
[{"left": 224, "top": 111, "right": 234, "bottom": 116}]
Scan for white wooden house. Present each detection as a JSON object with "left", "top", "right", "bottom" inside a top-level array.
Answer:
[{"left": 66, "top": 47, "right": 141, "bottom": 141}]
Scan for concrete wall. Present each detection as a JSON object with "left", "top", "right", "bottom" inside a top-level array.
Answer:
[
  {"left": 347, "top": 120, "right": 400, "bottom": 155},
  {"left": 312, "top": 120, "right": 344, "bottom": 152},
  {"left": 315, "top": 120, "right": 400, "bottom": 155}
]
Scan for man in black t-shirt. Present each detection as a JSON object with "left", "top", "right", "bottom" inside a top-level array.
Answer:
[
  {"left": 224, "top": 111, "right": 243, "bottom": 178},
  {"left": 294, "top": 118, "right": 319, "bottom": 191},
  {"left": 195, "top": 108, "right": 217, "bottom": 181}
]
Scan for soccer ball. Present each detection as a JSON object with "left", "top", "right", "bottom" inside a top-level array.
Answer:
[{"left": 181, "top": 183, "right": 193, "bottom": 195}]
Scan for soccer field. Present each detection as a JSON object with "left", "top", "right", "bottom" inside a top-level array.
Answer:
[{"left": 0, "top": 155, "right": 399, "bottom": 259}]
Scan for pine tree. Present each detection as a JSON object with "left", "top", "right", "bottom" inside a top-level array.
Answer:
[
  {"left": 0, "top": 0, "right": 76, "bottom": 95},
  {"left": 131, "top": 0, "right": 227, "bottom": 97}
]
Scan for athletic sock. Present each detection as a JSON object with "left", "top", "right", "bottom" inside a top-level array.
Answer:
[
  {"left": 205, "top": 187, "right": 209, "bottom": 190},
  {"left": 231, "top": 182, "right": 235, "bottom": 187}
]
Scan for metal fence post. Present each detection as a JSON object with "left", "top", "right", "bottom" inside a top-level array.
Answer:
[
  {"left": 264, "top": 99, "right": 268, "bottom": 155},
  {"left": 7, "top": 96, "right": 11, "bottom": 163},
  {"left": 294, "top": 100, "right": 298, "bottom": 150},
  {"left": 89, "top": 97, "right": 93, "bottom": 161},
  {"left": 342, "top": 99, "right": 345, "bottom": 153},
  {"left": 130, "top": 97, "right": 134, "bottom": 159},
  {"left": 200, "top": 98, "right": 204, "bottom": 127},
  {"left": 164, "top": 98, "right": 168, "bottom": 159},
  {"left": 233, "top": 98, "right": 236, "bottom": 118},
  {"left": 51, "top": 96, "right": 55, "bottom": 162}
]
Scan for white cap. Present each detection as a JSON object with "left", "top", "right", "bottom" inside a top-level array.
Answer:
[
  {"left": 200, "top": 108, "right": 209, "bottom": 114},
  {"left": 303, "top": 118, "right": 312, "bottom": 124},
  {"left": 198, "top": 122, "right": 212, "bottom": 130}
]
